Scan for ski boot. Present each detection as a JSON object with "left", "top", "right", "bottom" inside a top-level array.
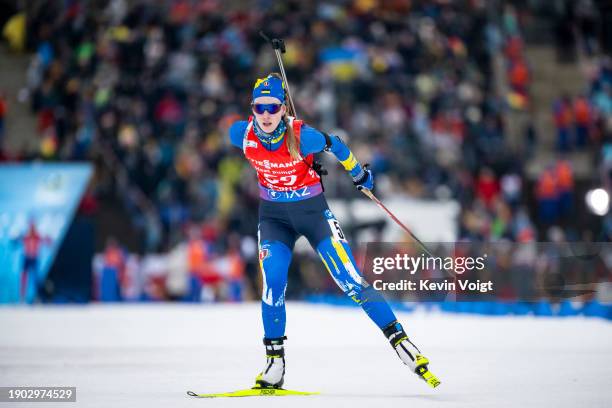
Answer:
[
  {"left": 254, "top": 336, "right": 286, "bottom": 389},
  {"left": 383, "top": 321, "right": 441, "bottom": 388}
]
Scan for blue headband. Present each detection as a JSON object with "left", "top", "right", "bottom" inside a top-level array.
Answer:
[{"left": 252, "top": 76, "right": 285, "bottom": 102}]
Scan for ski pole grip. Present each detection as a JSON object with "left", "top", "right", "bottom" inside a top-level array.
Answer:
[
  {"left": 272, "top": 39, "right": 286, "bottom": 53},
  {"left": 259, "top": 31, "right": 286, "bottom": 53}
]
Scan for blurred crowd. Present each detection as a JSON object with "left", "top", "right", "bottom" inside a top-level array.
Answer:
[
  {"left": 0, "top": 0, "right": 610, "bottom": 302},
  {"left": 93, "top": 231, "right": 254, "bottom": 302},
  {"left": 544, "top": 55, "right": 612, "bottom": 237},
  {"left": 550, "top": 57, "right": 611, "bottom": 153},
  {"left": 360, "top": 240, "right": 609, "bottom": 306}
]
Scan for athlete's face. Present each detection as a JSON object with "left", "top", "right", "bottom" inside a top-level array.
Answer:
[{"left": 252, "top": 96, "right": 286, "bottom": 133}]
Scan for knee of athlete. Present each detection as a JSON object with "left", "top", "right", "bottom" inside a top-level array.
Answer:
[{"left": 259, "top": 241, "right": 291, "bottom": 307}]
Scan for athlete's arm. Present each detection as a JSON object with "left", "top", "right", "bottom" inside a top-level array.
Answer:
[
  {"left": 228, "top": 121, "right": 249, "bottom": 148},
  {"left": 300, "top": 125, "right": 366, "bottom": 181}
]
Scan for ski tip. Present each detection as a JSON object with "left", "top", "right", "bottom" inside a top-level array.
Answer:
[
  {"left": 186, "top": 391, "right": 198, "bottom": 397},
  {"left": 417, "top": 367, "right": 441, "bottom": 389},
  {"left": 423, "top": 372, "right": 441, "bottom": 388}
]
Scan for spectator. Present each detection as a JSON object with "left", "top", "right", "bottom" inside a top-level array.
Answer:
[
  {"left": 555, "top": 159, "right": 575, "bottom": 218},
  {"left": 476, "top": 167, "right": 500, "bottom": 210},
  {"left": 186, "top": 225, "right": 210, "bottom": 302},
  {"left": 99, "top": 237, "right": 125, "bottom": 302},
  {"left": 500, "top": 171, "right": 522, "bottom": 209},
  {"left": 535, "top": 167, "right": 559, "bottom": 225},
  {"left": 553, "top": 95, "right": 574, "bottom": 152},
  {"left": 573, "top": 94, "right": 593, "bottom": 148}
]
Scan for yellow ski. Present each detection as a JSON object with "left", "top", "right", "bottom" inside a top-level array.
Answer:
[
  {"left": 186, "top": 387, "right": 319, "bottom": 398},
  {"left": 416, "top": 365, "right": 441, "bottom": 388}
]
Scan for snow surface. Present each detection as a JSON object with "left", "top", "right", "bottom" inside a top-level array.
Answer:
[{"left": 0, "top": 303, "right": 610, "bottom": 408}]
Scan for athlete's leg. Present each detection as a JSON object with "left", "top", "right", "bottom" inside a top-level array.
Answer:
[
  {"left": 258, "top": 238, "right": 292, "bottom": 338},
  {"left": 258, "top": 198, "right": 299, "bottom": 340},
  {"left": 22, "top": 257, "right": 37, "bottom": 303},
  {"left": 293, "top": 195, "right": 439, "bottom": 386},
  {"left": 314, "top": 229, "right": 398, "bottom": 330},
  {"left": 256, "top": 208, "right": 297, "bottom": 388},
  {"left": 291, "top": 195, "right": 397, "bottom": 329}
]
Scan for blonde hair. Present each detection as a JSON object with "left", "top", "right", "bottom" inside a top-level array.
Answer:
[{"left": 267, "top": 73, "right": 301, "bottom": 160}]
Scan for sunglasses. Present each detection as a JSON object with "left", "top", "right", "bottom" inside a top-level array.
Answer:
[{"left": 251, "top": 103, "right": 283, "bottom": 115}]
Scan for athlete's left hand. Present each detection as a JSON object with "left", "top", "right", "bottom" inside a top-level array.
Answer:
[{"left": 354, "top": 164, "right": 374, "bottom": 191}]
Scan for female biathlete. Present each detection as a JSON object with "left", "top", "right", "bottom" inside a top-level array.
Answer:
[{"left": 228, "top": 74, "right": 438, "bottom": 389}]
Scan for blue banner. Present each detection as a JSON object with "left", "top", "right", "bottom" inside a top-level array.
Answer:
[{"left": 0, "top": 163, "right": 92, "bottom": 303}]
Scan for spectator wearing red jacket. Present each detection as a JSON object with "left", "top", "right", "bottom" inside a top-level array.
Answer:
[
  {"left": 535, "top": 167, "right": 559, "bottom": 224},
  {"left": 553, "top": 95, "right": 573, "bottom": 152},
  {"left": 476, "top": 167, "right": 500, "bottom": 210},
  {"left": 573, "top": 95, "right": 592, "bottom": 148},
  {"left": 555, "top": 159, "right": 575, "bottom": 217}
]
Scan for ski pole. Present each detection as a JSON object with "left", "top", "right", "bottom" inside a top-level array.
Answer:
[
  {"left": 359, "top": 187, "right": 436, "bottom": 259},
  {"left": 259, "top": 31, "right": 298, "bottom": 119},
  {"left": 361, "top": 186, "right": 462, "bottom": 298}
]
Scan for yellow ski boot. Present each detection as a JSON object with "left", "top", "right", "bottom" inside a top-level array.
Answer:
[
  {"left": 254, "top": 336, "right": 286, "bottom": 389},
  {"left": 383, "top": 321, "right": 441, "bottom": 388}
]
